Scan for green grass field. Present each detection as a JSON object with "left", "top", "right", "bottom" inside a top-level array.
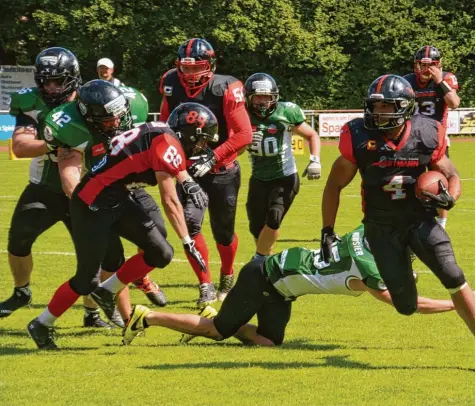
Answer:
[{"left": 0, "top": 139, "right": 474, "bottom": 406}]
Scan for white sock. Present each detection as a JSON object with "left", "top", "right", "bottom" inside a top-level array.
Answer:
[
  {"left": 38, "top": 308, "right": 57, "bottom": 327},
  {"left": 436, "top": 217, "right": 447, "bottom": 229},
  {"left": 100, "top": 274, "right": 125, "bottom": 294}
]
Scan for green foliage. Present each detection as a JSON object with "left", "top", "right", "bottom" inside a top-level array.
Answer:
[{"left": 0, "top": 0, "right": 474, "bottom": 110}]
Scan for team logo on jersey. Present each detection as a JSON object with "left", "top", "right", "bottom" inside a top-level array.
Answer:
[
  {"left": 43, "top": 125, "right": 54, "bottom": 142},
  {"left": 371, "top": 156, "right": 419, "bottom": 168},
  {"left": 91, "top": 155, "right": 107, "bottom": 172},
  {"left": 267, "top": 124, "right": 278, "bottom": 134},
  {"left": 367, "top": 140, "right": 377, "bottom": 150},
  {"left": 163, "top": 86, "right": 173, "bottom": 96},
  {"left": 92, "top": 143, "right": 106, "bottom": 156}
]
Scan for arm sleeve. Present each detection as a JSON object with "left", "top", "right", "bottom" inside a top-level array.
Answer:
[
  {"left": 151, "top": 133, "right": 186, "bottom": 176},
  {"left": 430, "top": 122, "right": 447, "bottom": 164},
  {"left": 443, "top": 73, "right": 459, "bottom": 91},
  {"left": 212, "top": 81, "right": 252, "bottom": 163},
  {"left": 338, "top": 123, "right": 356, "bottom": 164}
]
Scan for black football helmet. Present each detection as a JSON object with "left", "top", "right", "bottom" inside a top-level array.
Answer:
[
  {"left": 244, "top": 73, "right": 279, "bottom": 118},
  {"left": 414, "top": 46, "right": 441, "bottom": 81},
  {"left": 34, "top": 47, "right": 81, "bottom": 106},
  {"left": 175, "top": 38, "right": 216, "bottom": 97},
  {"left": 167, "top": 102, "right": 219, "bottom": 157},
  {"left": 77, "top": 80, "right": 132, "bottom": 139},
  {"left": 364, "top": 75, "right": 415, "bottom": 131}
]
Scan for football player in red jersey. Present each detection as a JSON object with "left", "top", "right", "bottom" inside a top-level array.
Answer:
[
  {"left": 27, "top": 99, "right": 217, "bottom": 350},
  {"left": 321, "top": 74, "right": 474, "bottom": 335},
  {"left": 158, "top": 38, "right": 252, "bottom": 307},
  {"left": 403, "top": 46, "right": 460, "bottom": 230}
]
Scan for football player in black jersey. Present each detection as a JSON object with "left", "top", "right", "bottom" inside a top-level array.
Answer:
[
  {"left": 321, "top": 74, "right": 474, "bottom": 335},
  {"left": 158, "top": 38, "right": 252, "bottom": 307},
  {"left": 404, "top": 45, "right": 460, "bottom": 230}
]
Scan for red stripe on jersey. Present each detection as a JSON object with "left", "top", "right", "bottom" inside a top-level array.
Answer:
[
  {"left": 376, "top": 75, "right": 389, "bottom": 94},
  {"left": 186, "top": 39, "right": 196, "bottom": 57},
  {"left": 77, "top": 150, "right": 151, "bottom": 206},
  {"left": 338, "top": 123, "right": 356, "bottom": 163},
  {"left": 382, "top": 120, "right": 411, "bottom": 151},
  {"left": 415, "top": 91, "right": 436, "bottom": 97},
  {"left": 431, "top": 122, "right": 447, "bottom": 164}
]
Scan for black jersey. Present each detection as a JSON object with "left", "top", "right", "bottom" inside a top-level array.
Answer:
[
  {"left": 339, "top": 115, "right": 447, "bottom": 222},
  {"left": 76, "top": 122, "right": 186, "bottom": 208},
  {"left": 403, "top": 72, "right": 459, "bottom": 129}
]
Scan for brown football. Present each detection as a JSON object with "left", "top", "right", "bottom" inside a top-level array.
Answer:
[{"left": 415, "top": 171, "right": 448, "bottom": 201}]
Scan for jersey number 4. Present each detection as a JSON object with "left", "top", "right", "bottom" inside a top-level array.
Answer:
[{"left": 382, "top": 175, "right": 412, "bottom": 200}]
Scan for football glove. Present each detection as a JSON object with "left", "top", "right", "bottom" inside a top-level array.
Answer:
[
  {"left": 248, "top": 131, "right": 263, "bottom": 154},
  {"left": 189, "top": 148, "right": 217, "bottom": 178},
  {"left": 320, "top": 226, "right": 341, "bottom": 263},
  {"left": 420, "top": 180, "right": 455, "bottom": 210},
  {"left": 183, "top": 239, "right": 207, "bottom": 273},
  {"left": 181, "top": 178, "right": 208, "bottom": 210},
  {"left": 302, "top": 156, "right": 321, "bottom": 180}
]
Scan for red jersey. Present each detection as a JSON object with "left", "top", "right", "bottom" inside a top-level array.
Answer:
[
  {"left": 76, "top": 122, "right": 186, "bottom": 208},
  {"left": 158, "top": 70, "right": 252, "bottom": 168}
]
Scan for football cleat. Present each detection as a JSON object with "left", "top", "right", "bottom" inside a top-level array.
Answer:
[
  {"left": 0, "top": 288, "right": 32, "bottom": 318},
  {"left": 90, "top": 287, "right": 124, "bottom": 328},
  {"left": 133, "top": 276, "right": 167, "bottom": 307},
  {"left": 83, "top": 311, "right": 111, "bottom": 328},
  {"left": 180, "top": 305, "right": 217, "bottom": 344},
  {"left": 217, "top": 274, "right": 234, "bottom": 302},
  {"left": 122, "top": 305, "right": 151, "bottom": 345},
  {"left": 27, "top": 318, "right": 58, "bottom": 350},
  {"left": 196, "top": 283, "right": 217, "bottom": 309}
]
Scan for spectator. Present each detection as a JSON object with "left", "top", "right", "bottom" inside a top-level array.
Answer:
[{"left": 97, "top": 58, "right": 123, "bottom": 86}]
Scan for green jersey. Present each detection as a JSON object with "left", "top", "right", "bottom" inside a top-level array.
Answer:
[
  {"left": 264, "top": 225, "right": 386, "bottom": 299},
  {"left": 9, "top": 87, "right": 63, "bottom": 193},
  {"left": 43, "top": 86, "right": 149, "bottom": 171},
  {"left": 248, "top": 101, "right": 306, "bottom": 180}
]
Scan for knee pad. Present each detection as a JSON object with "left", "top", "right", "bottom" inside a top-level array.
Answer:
[
  {"left": 8, "top": 228, "right": 35, "bottom": 257},
  {"left": 69, "top": 274, "right": 99, "bottom": 296},
  {"left": 391, "top": 293, "right": 417, "bottom": 316},
  {"left": 143, "top": 244, "right": 174, "bottom": 269},
  {"left": 265, "top": 205, "right": 285, "bottom": 231},
  {"left": 438, "top": 262, "right": 466, "bottom": 290}
]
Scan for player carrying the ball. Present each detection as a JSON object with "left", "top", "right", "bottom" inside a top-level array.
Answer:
[{"left": 320, "top": 74, "right": 474, "bottom": 334}]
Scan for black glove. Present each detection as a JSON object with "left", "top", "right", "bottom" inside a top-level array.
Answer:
[
  {"left": 320, "top": 226, "right": 341, "bottom": 263},
  {"left": 420, "top": 180, "right": 455, "bottom": 210},
  {"left": 181, "top": 178, "right": 208, "bottom": 210},
  {"left": 183, "top": 239, "right": 207, "bottom": 273},
  {"left": 189, "top": 148, "right": 217, "bottom": 178}
]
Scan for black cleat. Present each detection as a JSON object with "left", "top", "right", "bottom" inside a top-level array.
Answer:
[
  {"left": 83, "top": 312, "right": 111, "bottom": 328},
  {"left": 90, "top": 287, "right": 124, "bottom": 328},
  {"left": 133, "top": 276, "right": 167, "bottom": 307},
  {"left": 217, "top": 274, "right": 234, "bottom": 302},
  {"left": 0, "top": 288, "right": 32, "bottom": 318},
  {"left": 27, "top": 318, "right": 58, "bottom": 350},
  {"left": 196, "top": 283, "right": 217, "bottom": 309}
]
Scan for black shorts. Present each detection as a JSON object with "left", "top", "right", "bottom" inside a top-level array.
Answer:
[
  {"left": 364, "top": 216, "right": 465, "bottom": 315},
  {"left": 213, "top": 259, "right": 292, "bottom": 345},
  {"left": 8, "top": 183, "right": 71, "bottom": 257},
  {"left": 246, "top": 173, "right": 300, "bottom": 239},
  {"left": 177, "top": 161, "right": 241, "bottom": 245}
]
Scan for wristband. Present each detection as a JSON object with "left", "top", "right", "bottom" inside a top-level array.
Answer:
[
  {"left": 181, "top": 235, "right": 193, "bottom": 244},
  {"left": 440, "top": 81, "right": 452, "bottom": 95},
  {"left": 310, "top": 155, "right": 320, "bottom": 163}
]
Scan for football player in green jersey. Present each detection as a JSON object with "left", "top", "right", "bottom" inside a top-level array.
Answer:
[
  {"left": 122, "top": 224, "right": 455, "bottom": 347},
  {"left": 243, "top": 73, "right": 321, "bottom": 259},
  {"left": 0, "top": 47, "right": 111, "bottom": 328}
]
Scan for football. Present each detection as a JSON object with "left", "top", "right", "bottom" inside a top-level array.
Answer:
[{"left": 415, "top": 171, "right": 448, "bottom": 201}]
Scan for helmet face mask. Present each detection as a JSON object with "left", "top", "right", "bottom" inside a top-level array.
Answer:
[
  {"left": 34, "top": 47, "right": 81, "bottom": 106},
  {"left": 363, "top": 75, "right": 415, "bottom": 131},
  {"left": 175, "top": 39, "right": 216, "bottom": 96},
  {"left": 244, "top": 73, "right": 279, "bottom": 118},
  {"left": 167, "top": 102, "right": 219, "bottom": 157},
  {"left": 413, "top": 46, "right": 441, "bottom": 82},
  {"left": 77, "top": 80, "right": 132, "bottom": 140}
]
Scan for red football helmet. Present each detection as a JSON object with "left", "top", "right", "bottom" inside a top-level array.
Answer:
[
  {"left": 175, "top": 38, "right": 216, "bottom": 97},
  {"left": 414, "top": 46, "right": 441, "bottom": 82}
]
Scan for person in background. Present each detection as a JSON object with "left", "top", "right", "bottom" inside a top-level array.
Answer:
[{"left": 97, "top": 58, "right": 124, "bottom": 87}]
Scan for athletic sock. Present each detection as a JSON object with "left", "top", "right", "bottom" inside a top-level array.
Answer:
[
  {"left": 38, "top": 308, "right": 57, "bottom": 327},
  {"left": 100, "top": 273, "right": 126, "bottom": 294},
  {"left": 185, "top": 233, "right": 211, "bottom": 284},
  {"left": 216, "top": 234, "right": 238, "bottom": 276},
  {"left": 436, "top": 217, "right": 447, "bottom": 229},
  {"left": 47, "top": 280, "right": 80, "bottom": 319},
  {"left": 115, "top": 253, "right": 154, "bottom": 286},
  {"left": 84, "top": 307, "right": 100, "bottom": 316},
  {"left": 14, "top": 283, "right": 32, "bottom": 297}
]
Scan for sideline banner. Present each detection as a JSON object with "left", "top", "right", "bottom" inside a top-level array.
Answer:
[
  {"left": 0, "top": 65, "right": 36, "bottom": 110},
  {"left": 318, "top": 112, "right": 363, "bottom": 137},
  {"left": 0, "top": 114, "right": 15, "bottom": 140}
]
